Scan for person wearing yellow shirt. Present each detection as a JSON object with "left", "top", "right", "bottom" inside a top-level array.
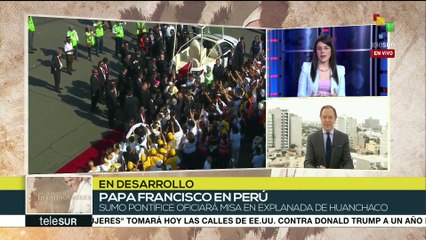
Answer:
[
  {"left": 164, "top": 148, "right": 181, "bottom": 170},
  {"left": 143, "top": 155, "right": 157, "bottom": 171}
]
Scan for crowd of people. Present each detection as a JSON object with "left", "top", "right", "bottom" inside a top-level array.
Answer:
[{"left": 52, "top": 21, "right": 267, "bottom": 173}]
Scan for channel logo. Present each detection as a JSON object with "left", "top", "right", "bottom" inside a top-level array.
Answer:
[
  {"left": 371, "top": 14, "right": 395, "bottom": 58},
  {"left": 373, "top": 14, "right": 394, "bottom": 32}
]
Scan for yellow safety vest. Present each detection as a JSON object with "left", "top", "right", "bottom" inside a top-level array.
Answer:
[
  {"left": 95, "top": 22, "right": 104, "bottom": 37},
  {"left": 85, "top": 31, "right": 95, "bottom": 46},
  {"left": 113, "top": 24, "right": 124, "bottom": 38},
  {"left": 28, "top": 16, "right": 35, "bottom": 32},
  {"left": 136, "top": 22, "right": 146, "bottom": 35},
  {"left": 205, "top": 72, "right": 214, "bottom": 85},
  {"left": 67, "top": 30, "right": 79, "bottom": 47}
]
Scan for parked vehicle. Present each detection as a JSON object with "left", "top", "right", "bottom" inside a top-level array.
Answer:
[{"left": 172, "top": 26, "right": 238, "bottom": 80}]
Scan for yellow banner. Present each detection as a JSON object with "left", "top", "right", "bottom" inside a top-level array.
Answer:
[
  {"left": 92, "top": 177, "right": 426, "bottom": 191},
  {"left": 0, "top": 177, "right": 25, "bottom": 190}
]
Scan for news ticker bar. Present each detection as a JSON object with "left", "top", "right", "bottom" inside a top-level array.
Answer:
[
  {"left": 91, "top": 215, "right": 426, "bottom": 227},
  {"left": 2, "top": 215, "right": 426, "bottom": 227}
]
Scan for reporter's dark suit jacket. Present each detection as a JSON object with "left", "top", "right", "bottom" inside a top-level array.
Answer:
[{"left": 304, "top": 129, "right": 354, "bottom": 169}]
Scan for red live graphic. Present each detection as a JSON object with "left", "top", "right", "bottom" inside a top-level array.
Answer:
[{"left": 370, "top": 49, "right": 395, "bottom": 58}]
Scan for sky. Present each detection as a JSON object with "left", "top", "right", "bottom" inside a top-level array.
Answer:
[{"left": 267, "top": 96, "right": 389, "bottom": 126}]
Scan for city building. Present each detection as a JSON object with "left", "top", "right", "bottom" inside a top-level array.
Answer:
[
  {"left": 267, "top": 111, "right": 275, "bottom": 148},
  {"left": 365, "top": 140, "right": 380, "bottom": 154},
  {"left": 352, "top": 153, "right": 388, "bottom": 170},
  {"left": 335, "top": 115, "right": 358, "bottom": 149},
  {"left": 363, "top": 117, "right": 381, "bottom": 131},
  {"left": 357, "top": 132, "right": 366, "bottom": 150},
  {"left": 289, "top": 113, "right": 302, "bottom": 148},
  {"left": 267, "top": 109, "right": 303, "bottom": 151},
  {"left": 380, "top": 124, "right": 388, "bottom": 156},
  {"left": 267, "top": 108, "right": 289, "bottom": 149}
]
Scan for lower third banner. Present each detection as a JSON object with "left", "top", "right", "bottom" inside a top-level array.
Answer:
[{"left": 90, "top": 177, "right": 426, "bottom": 228}]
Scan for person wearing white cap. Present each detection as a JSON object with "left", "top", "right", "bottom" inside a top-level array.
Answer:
[{"left": 63, "top": 36, "right": 74, "bottom": 74}]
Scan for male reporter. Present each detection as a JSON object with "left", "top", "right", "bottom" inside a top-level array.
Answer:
[{"left": 304, "top": 105, "right": 354, "bottom": 169}]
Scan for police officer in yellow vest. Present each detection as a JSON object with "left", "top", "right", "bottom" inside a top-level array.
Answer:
[
  {"left": 112, "top": 22, "right": 124, "bottom": 56},
  {"left": 93, "top": 20, "right": 104, "bottom": 56},
  {"left": 135, "top": 22, "right": 147, "bottom": 50},
  {"left": 136, "top": 21, "right": 148, "bottom": 36},
  {"left": 28, "top": 16, "right": 36, "bottom": 53},
  {"left": 85, "top": 25, "right": 95, "bottom": 61},
  {"left": 67, "top": 26, "right": 79, "bottom": 60},
  {"left": 136, "top": 22, "right": 144, "bottom": 36}
]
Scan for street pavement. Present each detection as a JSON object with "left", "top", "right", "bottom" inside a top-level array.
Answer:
[
  {"left": 29, "top": 17, "right": 265, "bottom": 174},
  {"left": 29, "top": 17, "right": 122, "bottom": 174}
]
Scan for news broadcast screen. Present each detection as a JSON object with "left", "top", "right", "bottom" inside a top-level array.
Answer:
[
  {"left": 29, "top": 17, "right": 266, "bottom": 174},
  {"left": 0, "top": 1, "right": 425, "bottom": 240}
]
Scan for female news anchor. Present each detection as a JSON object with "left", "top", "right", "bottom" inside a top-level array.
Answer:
[{"left": 297, "top": 35, "right": 346, "bottom": 97}]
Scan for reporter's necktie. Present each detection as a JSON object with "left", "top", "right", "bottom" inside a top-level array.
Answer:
[{"left": 326, "top": 132, "right": 332, "bottom": 168}]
